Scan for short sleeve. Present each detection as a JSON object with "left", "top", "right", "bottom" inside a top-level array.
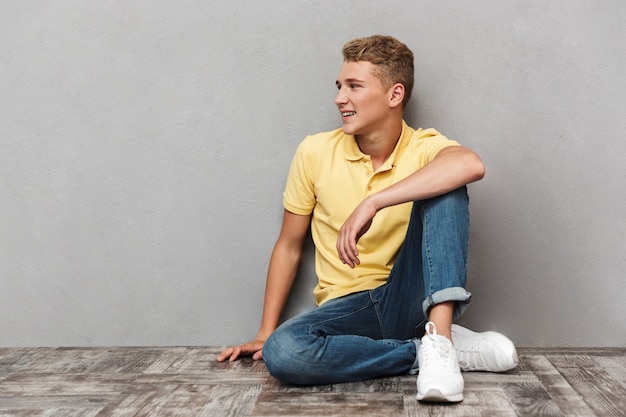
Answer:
[
  {"left": 282, "top": 137, "right": 316, "bottom": 215},
  {"left": 413, "top": 128, "right": 461, "bottom": 167}
]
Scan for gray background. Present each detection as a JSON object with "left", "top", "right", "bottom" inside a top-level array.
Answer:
[{"left": 1, "top": 1, "right": 624, "bottom": 347}]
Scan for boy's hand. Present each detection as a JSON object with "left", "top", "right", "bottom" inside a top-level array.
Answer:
[
  {"left": 216, "top": 339, "right": 265, "bottom": 362},
  {"left": 337, "top": 198, "right": 377, "bottom": 268}
]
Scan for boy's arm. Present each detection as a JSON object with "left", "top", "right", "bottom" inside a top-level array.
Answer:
[
  {"left": 337, "top": 146, "right": 485, "bottom": 267},
  {"left": 217, "top": 209, "right": 311, "bottom": 362}
]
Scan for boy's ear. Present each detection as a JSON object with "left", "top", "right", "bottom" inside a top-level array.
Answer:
[{"left": 389, "top": 83, "right": 405, "bottom": 108}]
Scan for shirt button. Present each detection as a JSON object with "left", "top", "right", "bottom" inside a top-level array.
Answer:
[{"left": 367, "top": 186, "right": 372, "bottom": 191}]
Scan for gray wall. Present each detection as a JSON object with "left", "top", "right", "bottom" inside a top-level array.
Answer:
[{"left": 1, "top": 1, "right": 624, "bottom": 347}]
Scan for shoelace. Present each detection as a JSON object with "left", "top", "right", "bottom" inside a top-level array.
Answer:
[
  {"left": 422, "top": 322, "right": 456, "bottom": 372},
  {"left": 424, "top": 321, "right": 438, "bottom": 342}
]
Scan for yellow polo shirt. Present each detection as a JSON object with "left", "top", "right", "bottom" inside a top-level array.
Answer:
[{"left": 283, "top": 121, "right": 460, "bottom": 306}]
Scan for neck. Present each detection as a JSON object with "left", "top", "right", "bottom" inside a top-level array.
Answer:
[{"left": 356, "top": 120, "right": 403, "bottom": 171}]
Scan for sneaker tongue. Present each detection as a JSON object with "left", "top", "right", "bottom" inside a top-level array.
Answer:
[
  {"left": 438, "top": 341, "right": 452, "bottom": 354},
  {"left": 436, "top": 334, "right": 452, "bottom": 347},
  {"left": 431, "top": 335, "right": 453, "bottom": 355}
]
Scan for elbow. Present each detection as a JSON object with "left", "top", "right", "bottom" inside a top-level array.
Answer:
[
  {"left": 473, "top": 159, "right": 486, "bottom": 182},
  {"left": 466, "top": 153, "right": 485, "bottom": 183}
]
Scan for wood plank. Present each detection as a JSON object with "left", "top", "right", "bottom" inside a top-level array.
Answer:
[
  {"left": 16, "top": 348, "right": 108, "bottom": 373},
  {"left": 83, "top": 348, "right": 169, "bottom": 373},
  {"left": 501, "top": 381, "right": 564, "bottom": 417},
  {"left": 0, "top": 394, "right": 113, "bottom": 409},
  {"left": 426, "top": 391, "right": 520, "bottom": 417},
  {"left": 263, "top": 376, "right": 333, "bottom": 393},
  {"left": 400, "top": 376, "right": 426, "bottom": 417},
  {"left": 519, "top": 347, "right": 626, "bottom": 356},
  {"left": 524, "top": 355, "right": 597, "bottom": 417},
  {"left": 0, "top": 373, "right": 137, "bottom": 396},
  {"left": 330, "top": 376, "right": 403, "bottom": 393},
  {"left": 556, "top": 365, "right": 626, "bottom": 417},
  {"left": 201, "top": 383, "right": 263, "bottom": 417},
  {"left": 462, "top": 371, "right": 538, "bottom": 385},
  {"left": 163, "top": 347, "right": 266, "bottom": 374},
  {"left": 250, "top": 391, "right": 405, "bottom": 417},
  {"left": 0, "top": 347, "right": 624, "bottom": 416},
  {"left": 458, "top": 390, "right": 519, "bottom": 416},
  {"left": 142, "top": 347, "right": 188, "bottom": 374},
  {"left": 134, "top": 372, "right": 268, "bottom": 385},
  {"left": 94, "top": 385, "right": 177, "bottom": 417},
  {"left": 0, "top": 405, "right": 103, "bottom": 417},
  {"left": 591, "top": 355, "right": 626, "bottom": 390},
  {"left": 0, "top": 348, "right": 50, "bottom": 373}
]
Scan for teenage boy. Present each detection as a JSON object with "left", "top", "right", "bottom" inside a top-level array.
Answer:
[{"left": 217, "top": 35, "right": 518, "bottom": 402}]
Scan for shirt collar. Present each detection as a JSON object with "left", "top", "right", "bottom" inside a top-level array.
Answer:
[{"left": 343, "top": 120, "right": 414, "bottom": 171}]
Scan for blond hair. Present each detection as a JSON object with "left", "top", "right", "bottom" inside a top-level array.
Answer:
[{"left": 342, "top": 35, "right": 414, "bottom": 107}]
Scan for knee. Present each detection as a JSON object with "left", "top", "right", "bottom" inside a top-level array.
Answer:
[
  {"left": 423, "top": 186, "right": 469, "bottom": 220},
  {"left": 263, "top": 329, "right": 311, "bottom": 385},
  {"left": 261, "top": 331, "right": 282, "bottom": 374},
  {"left": 437, "top": 186, "right": 469, "bottom": 207}
]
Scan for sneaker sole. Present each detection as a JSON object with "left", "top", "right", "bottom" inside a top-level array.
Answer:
[{"left": 417, "top": 389, "right": 463, "bottom": 403}]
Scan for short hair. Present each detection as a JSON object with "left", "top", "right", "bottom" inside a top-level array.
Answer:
[{"left": 342, "top": 35, "right": 415, "bottom": 108}]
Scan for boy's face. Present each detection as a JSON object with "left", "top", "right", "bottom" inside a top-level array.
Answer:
[{"left": 335, "top": 60, "right": 394, "bottom": 137}]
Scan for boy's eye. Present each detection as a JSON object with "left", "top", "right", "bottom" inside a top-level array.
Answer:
[{"left": 335, "top": 83, "right": 362, "bottom": 90}]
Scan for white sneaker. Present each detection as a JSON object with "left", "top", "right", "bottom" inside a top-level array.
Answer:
[
  {"left": 452, "top": 324, "right": 519, "bottom": 372},
  {"left": 416, "top": 322, "right": 464, "bottom": 402}
]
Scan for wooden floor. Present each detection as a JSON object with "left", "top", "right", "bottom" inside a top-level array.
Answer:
[{"left": 0, "top": 347, "right": 625, "bottom": 417}]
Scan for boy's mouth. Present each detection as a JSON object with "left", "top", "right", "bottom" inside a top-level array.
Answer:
[{"left": 342, "top": 111, "right": 356, "bottom": 117}]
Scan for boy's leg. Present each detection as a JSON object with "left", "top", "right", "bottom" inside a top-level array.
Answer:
[
  {"left": 376, "top": 186, "right": 472, "bottom": 340},
  {"left": 263, "top": 290, "right": 419, "bottom": 385},
  {"left": 375, "top": 186, "right": 471, "bottom": 402},
  {"left": 263, "top": 187, "right": 472, "bottom": 386}
]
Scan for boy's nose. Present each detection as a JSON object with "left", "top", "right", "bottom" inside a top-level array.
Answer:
[{"left": 335, "top": 91, "right": 348, "bottom": 106}]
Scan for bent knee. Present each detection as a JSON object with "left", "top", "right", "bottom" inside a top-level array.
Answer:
[{"left": 263, "top": 331, "right": 315, "bottom": 385}]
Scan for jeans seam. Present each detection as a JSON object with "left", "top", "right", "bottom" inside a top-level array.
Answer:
[
  {"left": 369, "top": 291, "right": 386, "bottom": 339},
  {"left": 423, "top": 204, "right": 435, "bottom": 304}
]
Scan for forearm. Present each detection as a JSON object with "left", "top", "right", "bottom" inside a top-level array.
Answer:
[
  {"left": 370, "top": 146, "right": 485, "bottom": 211},
  {"left": 255, "top": 210, "right": 310, "bottom": 339},
  {"left": 256, "top": 244, "right": 301, "bottom": 339}
]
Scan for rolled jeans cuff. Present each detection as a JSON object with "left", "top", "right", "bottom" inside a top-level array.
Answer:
[
  {"left": 408, "top": 338, "right": 421, "bottom": 375},
  {"left": 422, "top": 287, "right": 472, "bottom": 320}
]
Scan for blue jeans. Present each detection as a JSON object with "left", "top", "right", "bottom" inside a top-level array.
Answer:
[{"left": 263, "top": 187, "right": 472, "bottom": 385}]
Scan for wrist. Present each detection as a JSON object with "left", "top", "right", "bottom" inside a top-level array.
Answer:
[
  {"left": 366, "top": 193, "right": 385, "bottom": 213},
  {"left": 256, "top": 328, "right": 274, "bottom": 341}
]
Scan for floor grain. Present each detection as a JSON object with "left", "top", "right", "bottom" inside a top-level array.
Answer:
[{"left": 0, "top": 347, "right": 624, "bottom": 417}]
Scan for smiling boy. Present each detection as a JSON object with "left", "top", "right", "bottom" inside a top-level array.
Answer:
[{"left": 217, "top": 35, "right": 518, "bottom": 402}]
